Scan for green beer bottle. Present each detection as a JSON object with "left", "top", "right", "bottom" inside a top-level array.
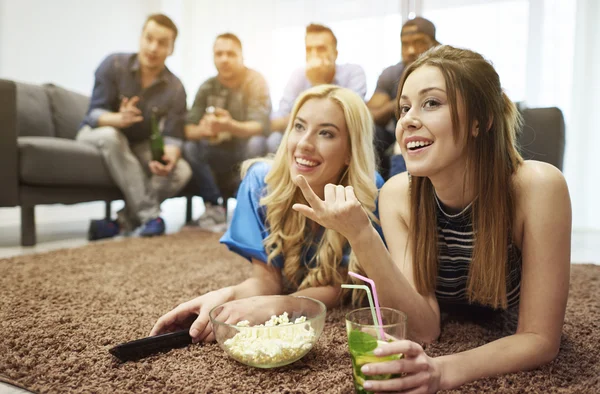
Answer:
[{"left": 150, "top": 108, "right": 166, "bottom": 164}]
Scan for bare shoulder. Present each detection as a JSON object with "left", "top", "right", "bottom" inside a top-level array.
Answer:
[
  {"left": 512, "top": 161, "right": 571, "bottom": 246},
  {"left": 380, "top": 172, "right": 411, "bottom": 222},
  {"left": 513, "top": 160, "right": 569, "bottom": 200}
]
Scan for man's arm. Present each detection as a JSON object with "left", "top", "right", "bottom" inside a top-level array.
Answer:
[
  {"left": 84, "top": 54, "right": 124, "bottom": 128},
  {"left": 367, "top": 66, "right": 399, "bottom": 126},
  {"left": 223, "top": 72, "right": 272, "bottom": 138},
  {"left": 367, "top": 92, "right": 396, "bottom": 126},
  {"left": 222, "top": 118, "right": 264, "bottom": 138},
  {"left": 162, "top": 82, "right": 187, "bottom": 148},
  {"left": 343, "top": 64, "right": 367, "bottom": 99},
  {"left": 183, "top": 82, "right": 209, "bottom": 140},
  {"left": 270, "top": 115, "right": 290, "bottom": 133},
  {"left": 270, "top": 68, "right": 304, "bottom": 132}
]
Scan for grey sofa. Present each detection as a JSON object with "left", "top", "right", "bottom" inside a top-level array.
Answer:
[
  {"left": 0, "top": 79, "right": 201, "bottom": 246},
  {"left": 517, "top": 104, "right": 565, "bottom": 170}
]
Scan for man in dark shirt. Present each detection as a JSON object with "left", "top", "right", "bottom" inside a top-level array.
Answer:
[
  {"left": 182, "top": 33, "right": 271, "bottom": 230},
  {"left": 77, "top": 14, "right": 191, "bottom": 240},
  {"left": 367, "top": 17, "right": 439, "bottom": 178}
]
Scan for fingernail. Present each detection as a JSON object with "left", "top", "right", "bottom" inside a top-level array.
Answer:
[
  {"left": 361, "top": 365, "right": 370, "bottom": 373},
  {"left": 373, "top": 348, "right": 383, "bottom": 356},
  {"left": 190, "top": 328, "right": 199, "bottom": 338},
  {"left": 363, "top": 382, "right": 372, "bottom": 389}
]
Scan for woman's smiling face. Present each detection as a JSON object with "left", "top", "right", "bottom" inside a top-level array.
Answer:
[
  {"left": 396, "top": 65, "right": 468, "bottom": 179},
  {"left": 287, "top": 97, "right": 351, "bottom": 198}
]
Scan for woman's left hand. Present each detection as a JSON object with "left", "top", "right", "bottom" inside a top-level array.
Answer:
[
  {"left": 291, "top": 175, "right": 372, "bottom": 242},
  {"left": 362, "top": 340, "right": 442, "bottom": 393}
]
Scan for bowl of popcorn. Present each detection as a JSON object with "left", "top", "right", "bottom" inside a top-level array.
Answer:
[{"left": 209, "top": 295, "right": 326, "bottom": 368}]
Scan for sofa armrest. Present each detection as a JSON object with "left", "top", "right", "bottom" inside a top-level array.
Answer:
[{"left": 0, "top": 79, "right": 19, "bottom": 206}]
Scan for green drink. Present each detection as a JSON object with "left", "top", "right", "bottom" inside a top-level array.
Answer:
[{"left": 346, "top": 308, "right": 407, "bottom": 394}]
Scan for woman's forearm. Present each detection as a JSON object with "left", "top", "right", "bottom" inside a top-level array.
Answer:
[
  {"left": 293, "top": 285, "right": 341, "bottom": 309},
  {"left": 438, "top": 332, "right": 559, "bottom": 390},
  {"left": 231, "top": 276, "right": 281, "bottom": 300},
  {"left": 349, "top": 227, "right": 441, "bottom": 342}
]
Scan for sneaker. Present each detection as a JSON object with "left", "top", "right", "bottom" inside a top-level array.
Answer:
[
  {"left": 140, "top": 217, "right": 166, "bottom": 237},
  {"left": 190, "top": 203, "right": 227, "bottom": 230},
  {"left": 88, "top": 219, "right": 120, "bottom": 241}
]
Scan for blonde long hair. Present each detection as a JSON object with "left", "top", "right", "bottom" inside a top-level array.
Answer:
[
  {"left": 241, "top": 85, "right": 378, "bottom": 302},
  {"left": 398, "top": 45, "right": 523, "bottom": 309}
]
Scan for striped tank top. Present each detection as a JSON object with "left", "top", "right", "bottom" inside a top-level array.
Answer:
[{"left": 435, "top": 194, "right": 522, "bottom": 310}]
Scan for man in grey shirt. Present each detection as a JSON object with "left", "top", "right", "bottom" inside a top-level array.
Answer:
[{"left": 183, "top": 33, "right": 271, "bottom": 230}]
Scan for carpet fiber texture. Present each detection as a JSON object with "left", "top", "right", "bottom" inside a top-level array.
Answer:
[{"left": 0, "top": 231, "right": 598, "bottom": 393}]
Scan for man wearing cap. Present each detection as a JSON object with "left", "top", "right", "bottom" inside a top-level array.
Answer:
[{"left": 368, "top": 17, "right": 439, "bottom": 178}]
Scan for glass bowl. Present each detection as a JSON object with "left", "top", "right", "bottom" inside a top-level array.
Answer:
[{"left": 209, "top": 295, "right": 326, "bottom": 368}]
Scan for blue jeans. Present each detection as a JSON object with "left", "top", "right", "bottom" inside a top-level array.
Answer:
[{"left": 183, "top": 135, "right": 266, "bottom": 204}]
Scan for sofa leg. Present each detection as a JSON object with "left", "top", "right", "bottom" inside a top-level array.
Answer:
[
  {"left": 105, "top": 201, "right": 112, "bottom": 220},
  {"left": 186, "top": 196, "right": 193, "bottom": 223},
  {"left": 21, "top": 205, "right": 36, "bottom": 247}
]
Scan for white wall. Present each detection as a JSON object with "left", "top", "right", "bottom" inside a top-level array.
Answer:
[
  {"left": 0, "top": 0, "right": 158, "bottom": 94},
  {"left": 567, "top": 0, "right": 600, "bottom": 230}
]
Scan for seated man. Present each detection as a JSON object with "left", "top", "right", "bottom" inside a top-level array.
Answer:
[
  {"left": 183, "top": 33, "right": 271, "bottom": 230},
  {"left": 367, "top": 17, "right": 439, "bottom": 178},
  {"left": 267, "top": 23, "right": 367, "bottom": 152},
  {"left": 77, "top": 13, "right": 191, "bottom": 240}
]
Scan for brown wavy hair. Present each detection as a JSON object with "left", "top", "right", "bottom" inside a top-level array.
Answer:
[{"left": 396, "top": 45, "right": 523, "bottom": 309}]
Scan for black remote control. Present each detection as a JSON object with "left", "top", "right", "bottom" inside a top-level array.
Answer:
[{"left": 109, "top": 330, "right": 193, "bottom": 362}]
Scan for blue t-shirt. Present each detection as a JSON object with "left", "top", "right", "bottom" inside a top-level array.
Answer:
[{"left": 220, "top": 162, "right": 385, "bottom": 269}]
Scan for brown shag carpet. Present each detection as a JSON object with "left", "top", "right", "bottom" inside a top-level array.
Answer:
[{"left": 0, "top": 231, "right": 598, "bottom": 394}]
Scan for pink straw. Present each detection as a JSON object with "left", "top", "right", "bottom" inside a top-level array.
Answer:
[{"left": 348, "top": 271, "right": 385, "bottom": 339}]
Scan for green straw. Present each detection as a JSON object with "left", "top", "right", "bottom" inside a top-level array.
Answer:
[{"left": 341, "top": 284, "right": 382, "bottom": 339}]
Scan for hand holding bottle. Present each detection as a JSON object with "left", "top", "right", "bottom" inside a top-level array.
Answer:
[
  {"left": 149, "top": 145, "right": 179, "bottom": 176},
  {"left": 205, "top": 106, "right": 233, "bottom": 144}
]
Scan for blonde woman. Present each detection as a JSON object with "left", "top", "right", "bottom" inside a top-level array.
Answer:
[
  {"left": 294, "top": 46, "right": 571, "bottom": 392},
  {"left": 151, "top": 85, "right": 383, "bottom": 342}
]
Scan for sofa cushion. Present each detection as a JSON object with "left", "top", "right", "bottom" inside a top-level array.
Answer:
[
  {"left": 16, "top": 82, "right": 55, "bottom": 137},
  {"left": 19, "top": 136, "right": 116, "bottom": 187},
  {"left": 518, "top": 107, "right": 565, "bottom": 171},
  {"left": 44, "top": 84, "right": 90, "bottom": 140}
]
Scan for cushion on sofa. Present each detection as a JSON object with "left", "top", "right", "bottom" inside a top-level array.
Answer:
[
  {"left": 18, "top": 136, "right": 116, "bottom": 187},
  {"left": 518, "top": 107, "right": 565, "bottom": 171},
  {"left": 44, "top": 84, "right": 90, "bottom": 140},
  {"left": 16, "top": 82, "right": 55, "bottom": 137}
]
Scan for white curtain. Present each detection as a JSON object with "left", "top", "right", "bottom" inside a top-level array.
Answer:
[{"left": 567, "top": 0, "right": 600, "bottom": 231}]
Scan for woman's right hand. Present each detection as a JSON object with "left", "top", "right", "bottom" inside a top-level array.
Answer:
[
  {"left": 149, "top": 288, "right": 232, "bottom": 343},
  {"left": 292, "top": 175, "right": 372, "bottom": 243}
]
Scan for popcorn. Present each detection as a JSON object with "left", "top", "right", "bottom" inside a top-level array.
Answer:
[{"left": 223, "top": 312, "right": 316, "bottom": 365}]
